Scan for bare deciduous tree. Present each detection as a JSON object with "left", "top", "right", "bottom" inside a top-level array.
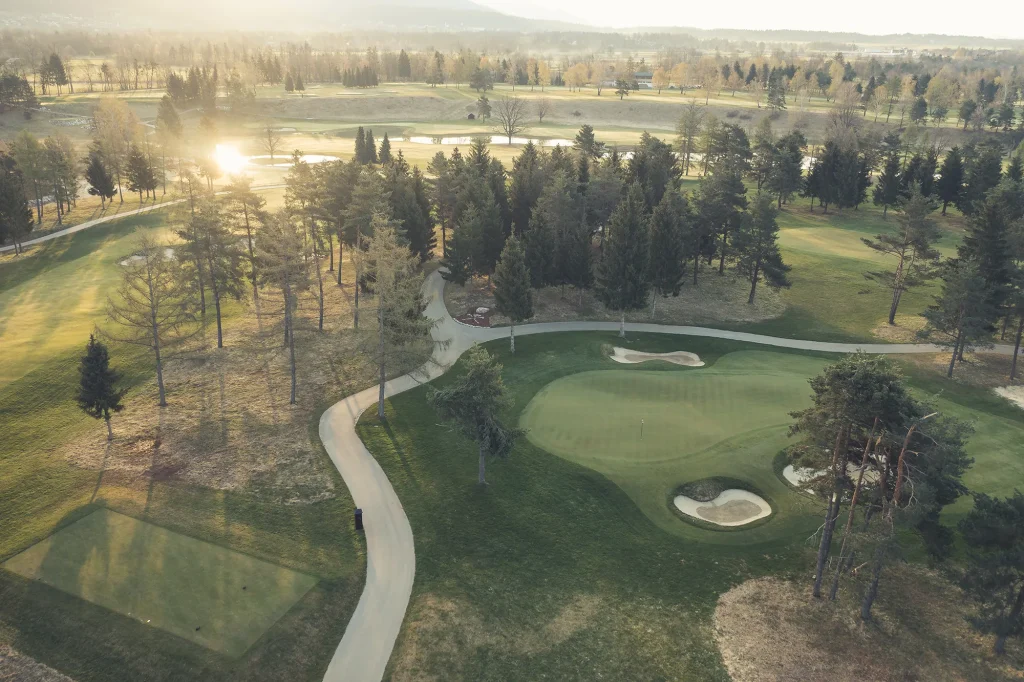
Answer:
[
  {"left": 494, "top": 95, "right": 527, "bottom": 144},
  {"left": 260, "top": 124, "right": 283, "bottom": 160},
  {"left": 104, "top": 236, "right": 199, "bottom": 406},
  {"left": 534, "top": 96, "right": 552, "bottom": 124}
]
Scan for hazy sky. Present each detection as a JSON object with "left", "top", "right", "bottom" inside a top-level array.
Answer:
[{"left": 475, "top": 0, "right": 1024, "bottom": 40}]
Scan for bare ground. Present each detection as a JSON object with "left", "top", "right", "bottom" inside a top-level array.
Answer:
[
  {"left": 0, "top": 645, "right": 74, "bottom": 682},
  {"left": 714, "top": 567, "right": 1023, "bottom": 682},
  {"left": 444, "top": 273, "right": 784, "bottom": 329},
  {"left": 65, "top": 255, "right": 429, "bottom": 505}
]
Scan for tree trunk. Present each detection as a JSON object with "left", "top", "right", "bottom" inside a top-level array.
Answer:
[
  {"left": 994, "top": 586, "right": 1024, "bottom": 655},
  {"left": 860, "top": 542, "right": 885, "bottom": 620},
  {"left": 830, "top": 418, "right": 878, "bottom": 600},
  {"left": 510, "top": 323, "right": 515, "bottom": 353},
  {"left": 377, "top": 303, "right": 386, "bottom": 420},
  {"left": 478, "top": 443, "right": 487, "bottom": 484},
  {"left": 287, "top": 290, "right": 297, "bottom": 405},
  {"left": 619, "top": 311, "right": 625, "bottom": 338},
  {"left": 948, "top": 328, "right": 963, "bottom": 378},
  {"left": 1010, "top": 316, "right": 1024, "bottom": 381},
  {"left": 748, "top": 260, "right": 760, "bottom": 304},
  {"left": 328, "top": 232, "right": 334, "bottom": 272},
  {"left": 813, "top": 429, "right": 846, "bottom": 598},
  {"left": 353, "top": 234, "right": 361, "bottom": 329},
  {"left": 105, "top": 415, "right": 113, "bottom": 440}
]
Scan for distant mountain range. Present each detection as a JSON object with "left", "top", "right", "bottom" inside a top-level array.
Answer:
[
  {"left": 2, "top": 0, "right": 1021, "bottom": 47},
  {"left": 1, "top": 0, "right": 584, "bottom": 32}
]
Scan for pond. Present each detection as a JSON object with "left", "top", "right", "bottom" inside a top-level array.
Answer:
[{"left": 393, "top": 135, "right": 573, "bottom": 147}]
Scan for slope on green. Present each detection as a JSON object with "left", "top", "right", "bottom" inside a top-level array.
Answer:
[
  {"left": 520, "top": 351, "right": 828, "bottom": 540},
  {"left": 2, "top": 509, "right": 317, "bottom": 658}
]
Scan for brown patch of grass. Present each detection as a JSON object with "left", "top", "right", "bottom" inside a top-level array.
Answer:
[
  {"left": 0, "top": 645, "right": 74, "bottom": 682},
  {"left": 871, "top": 314, "right": 927, "bottom": 343},
  {"left": 444, "top": 273, "right": 784, "bottom": 328},
  {"left": 901, "top": 350, "right": 1021, "bottom": 391},
  {"left": 714, "top": 567, "right": 1023, "bottom": 682},
  {"left": 64, "top": 255, "right": 428, "bottom": 505}
]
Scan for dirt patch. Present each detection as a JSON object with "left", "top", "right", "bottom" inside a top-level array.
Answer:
[
  {"left": 715, "top": 568, "right": 1023, "bottom": 682},
  {"left": 64, "top": 255, "right": 429, "bottom": 505},
  {"left": 900, "top": 350, "right": 1020, "bottom": 390},
  {"left": 0, "top": 645, "right": 74, "bottom": 682},
  {"left": 871, "top": 314, "right": 926, "bottom": 343},
  {"left": 444, "top": 274, "right": 784, "bottom": 328},
  {"left": 610, "top": 347, "right": 704, "bottom": 367}
]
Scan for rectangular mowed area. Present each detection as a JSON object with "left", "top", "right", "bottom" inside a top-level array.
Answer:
[{"left": 1, "top": 508, "right": 317, "bottom": 657}]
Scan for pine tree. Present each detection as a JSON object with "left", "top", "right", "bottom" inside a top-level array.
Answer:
[
  {"left": 428, "top": 346, "right": 524, "bottom": 485},
  {"left": 379, "top": 132, "right": 392, "bottom": 165},
  {"left": 365, "top": 129, "right": 378, "bottom": 164},
  {"left": 85, "top": 150, "right": 116, "bottom": 208},
  {"left": 492, "top": 236, "right": 534, "bottom": 352},
  {"left": 77, "top": 334, "right": 125, "bottom": 440},
  {"left": 440, "top": 205, "right": 476, "bottom": 286},
  {"left": 124, "top": 144, "right": 155, "bottom": 203},
  {"left": 596, "top": 183, "right": 651, "bottom": 337},
  {"left": 873, "top": 154, "right": 902, "bottom": 217},
  {"left": 960, "top": 492, "right": 1024, "bottom": 655},
  {"left": 734, "top": 194, "right": 790, "bottom": 304},
  {"left": 921, "top": 259, "right": 997, "bottom": 378},
  {"left": 0, "top": 151, "right": 36, "bottom": 254},
  {"left": 523, "top": 211, "right": 555, "bottom": 288},
  {"left": 1008, "top": 156, "right": 1023, "bottom": 183},
  {"left": 354, "top": 126, "right": 366, "bottom": 164},
  {"left": 936, "top": 146, "right": 964, "bottom": 215},
  {"left": 648, "top": 191, "right": 688, "bottom": 314},
  {"left": 284, "top": 73, "right": 294, "bottom": 92}
]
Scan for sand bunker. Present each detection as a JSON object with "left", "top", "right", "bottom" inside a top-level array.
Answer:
[
  {"left": 995, "top": 385, "right": 1024, "bottom": 411},
  {"left": 674, "top": 489, "right": 771, "bottom": 527},
  {"left": 782, "top": 463, "right": 879, "bottom": 490},
  {"left": 610, "top": 347, "right": 704, "bottom": 367}
]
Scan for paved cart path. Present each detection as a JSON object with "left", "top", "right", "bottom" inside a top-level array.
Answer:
[{"left": 319, "top": 269, "right": 1015, "bottom": 682}]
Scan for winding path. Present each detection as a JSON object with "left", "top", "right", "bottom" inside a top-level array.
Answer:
[
  {"left": 6, "top": 201, "right": 1010, "bottom": 678},
  {"left": 318, "top": 270, "right": 1016, "bottom": 682},
  {"left": 0, "top": 184, "right": 286, "bottom": 254}
]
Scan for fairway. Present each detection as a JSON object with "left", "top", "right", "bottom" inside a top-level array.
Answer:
[
  {"left": 2, "top": 509, "right": 317, "bottom": 657},
  {"left": 520, "top": 350, "right": 829, "bottom": 540}
]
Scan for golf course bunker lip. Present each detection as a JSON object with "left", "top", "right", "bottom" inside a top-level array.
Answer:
[
  {"left": 673, "top": 489, "right": 772, "bottom": 527},
  {"left": 995, "top": 385, "right": 1024, "bottom": 411},
  {"left": 610, "top": 347, "right": 705, "bottom": 367}
]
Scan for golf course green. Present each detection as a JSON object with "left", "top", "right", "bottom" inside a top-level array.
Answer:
[{"left": 520, "top": 350, "right": 828, "bottom": 541}]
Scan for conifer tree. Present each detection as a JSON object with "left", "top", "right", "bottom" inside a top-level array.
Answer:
[
  {"left": 428, "top": 346, "right": 524, "bottom": 485},
  {"left": 284, "top": 73, "right": 294, "bottom": 92},
  {"left": 379, "top": 132, "right": 392, "bottom": 165},
  {"left": 77, "top": 334, "right": 125, "bottom": 440},
  {"left": 596, "top": 183, "right": 651, "bottom": 337},
  {"left": 921, "top": 259, "right": 997, "bottom": 378},
  {"left": 85, "top": 150, "right": 116, "bottom": 208},
  {"left": 936, "top": 146, "right": 965, "bottom": 215},
  {"left": 365, "top": 129, "right": 378, "bottom": 164},
  {"left": 523, "top": 211, "right": 555, "bottom": 288},
  {"left": 734, "top": 193, "right": 790, "bottom": 304},
  {"left": 872, "top": 153, "right": 902, "bottom": 216},
  {"left": 354, "top": 127, "right": 366, "bottom": 164},
  {"left": 648, "top": 191, "right": 688, "bottom": 314},
  {"left": 492, "top": 236, "right": 534, "bottom": 352}
]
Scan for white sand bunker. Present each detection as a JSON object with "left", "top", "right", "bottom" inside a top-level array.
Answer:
[
  {"left": 783, "top": 463, "right": 880, "bottom": 491},
  {"left": 995, "top": 385, "right": 1024, "bottom": 411},
  {"left": 674, "top": 489, "right": 771, "bottom": 527},
  {"left": 610, "top": 347, "right": 705, "bottom": 367}
]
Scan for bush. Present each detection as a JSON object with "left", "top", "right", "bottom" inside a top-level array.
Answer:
[{"left": 725, "top": 109, "right": 739, "bottom": 119}]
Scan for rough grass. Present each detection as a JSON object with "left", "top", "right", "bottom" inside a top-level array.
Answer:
[
  {"left": 0, "top": 644, "right": 74, "bottom": 682},
  {"left": 715, "top": 568, "right": 1023, "bottom": 682},
  {"left": 358, "top": 332, "right": 1024, "bottom": 680},
  {"left": 0, "top": 204, "right": 428, "bottom": 680}
]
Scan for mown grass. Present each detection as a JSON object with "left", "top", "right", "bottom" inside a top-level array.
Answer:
[
  {"left": 0, "top": 209, "right": 366, "bottom": 681},
  {"left": 357, "top": 331, "right": 1024, "bottom": 679}
]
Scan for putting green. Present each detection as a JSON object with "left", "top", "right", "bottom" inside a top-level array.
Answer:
[
  {"left": 1, "top": 509, "right": 317, "bottom": 657},
  {"left": 519, "top": 350, "right": 828, "bottom": 541}
]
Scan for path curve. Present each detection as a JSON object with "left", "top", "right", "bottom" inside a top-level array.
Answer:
[
  {"left": 319, "top": 269, "right": 1016, "bottom": 682},
  {"left": 0, "top": 184, "right": 286, "bottom": 254}
]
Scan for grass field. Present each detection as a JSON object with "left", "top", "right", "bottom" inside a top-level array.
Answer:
[
  {"left": 0, "top": 203, "right": 368, "bottom": 681},
  {"left": 357, "top": 331, "right": 1024, "bottom": 679},
  {"left": 3, "top": 509, "right": 317, "bottom": 657}
]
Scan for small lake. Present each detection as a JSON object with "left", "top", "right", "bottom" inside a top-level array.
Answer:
[{"left": 392, "top": 135, "right": 573, "bottom": 147}]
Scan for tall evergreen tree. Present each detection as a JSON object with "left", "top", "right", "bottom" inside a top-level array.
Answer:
[
  {"left": 648, "top": 191, "right": 688, "bottom": 314},
  {"left": 936, "top": 146, "right": 965, "bottom": 215},
  {"left": 365, "top": 129, "right": 378, "bottom": 164},
  {"left": 596, "top": 183, "right": 651, "bottom": 337},
  {"left": 734, "top": 194, "right": 790, "bottom": 304},
  {"left": 921, "top": 259, "right": 997, "bottom": 378},
  {"left": 77, "top": 334, "right": 125, "bottom": 440},
  {"left": 0, "top": 151, "right": 34, "bottom": 254},
  {"left": 873, "top": 153, "right": 902, "bottom": 216},
  {"left": 85, "top": 150, "right": 116, "bottom": 208},
  {"left": 378, "top": 132, "right": 392, "bottom": 165},
  {"left": 492, "top": 236, "right": 534, "bottom": 352},
  {"left": 354, "top": 127, "right": 366, "bottom": 164}
]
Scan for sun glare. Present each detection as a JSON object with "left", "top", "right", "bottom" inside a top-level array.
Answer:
[{"left": 214, "top": 144, "right": 248, "bottom": 175}]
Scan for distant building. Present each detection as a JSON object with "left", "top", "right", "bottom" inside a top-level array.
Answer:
[{"left": 634, "top": 71, "right": 653, "bottom": 88}]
